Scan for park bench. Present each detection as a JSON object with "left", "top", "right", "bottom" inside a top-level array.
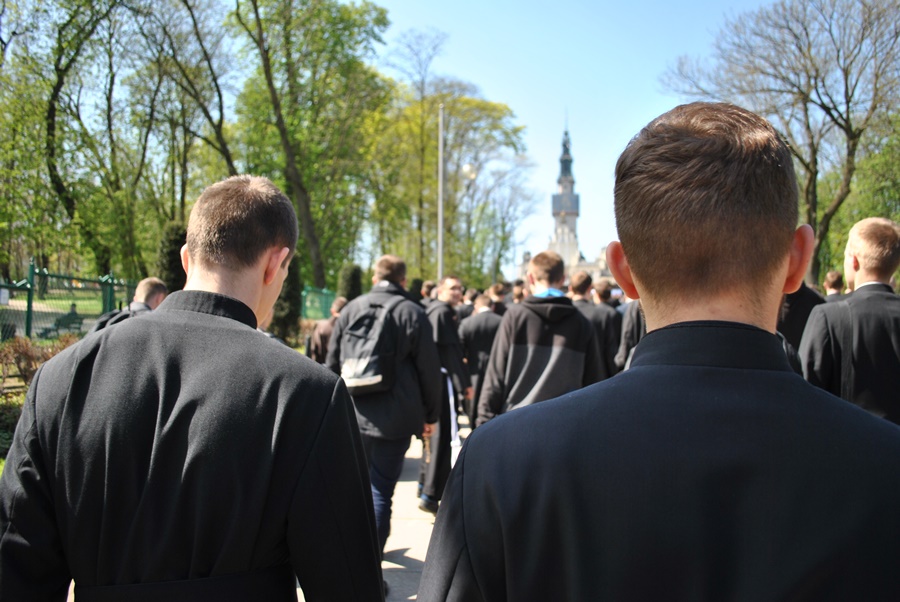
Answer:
[{"left": 38, "top": 312, "right": 83, "bottom": 338}]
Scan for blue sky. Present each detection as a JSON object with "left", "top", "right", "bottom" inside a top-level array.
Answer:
[{"left": 371, "top": 0, "right": 772, "bottom": 279}]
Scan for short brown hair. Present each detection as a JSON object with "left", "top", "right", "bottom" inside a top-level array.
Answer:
[
  {"left": 593, "top": 278, "right": 614, "bottom": 301},
  {"left": 569, "top": 271, "right": 592, "bottom": 295},
  {"left": 848, "top": 218, "right": 900, "bottom": 279},
  {"left": 134, "top": 277, "right": 168, "bottom": 302},
  {"left": 823, "top": 270, "right": 844, "bottom": 291},
  {"left": 187, "top": 175, "right": 298, "bottom": 270},
  {"left": 528, "top": 251, "right": 565, "bottom": 286},
  {"left": 614, "top": 103, "right": 797, "bottom": 300},
  {"left": 474, "top": 294, "right": 492, "bottom": 309},
  {"left": 374, "top": 255, "right": 407, "bottom": 284}
]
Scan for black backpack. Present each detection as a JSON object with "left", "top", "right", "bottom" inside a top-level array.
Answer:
[{"left": 339, "top": 294, "right": 406, "bottom": 396}]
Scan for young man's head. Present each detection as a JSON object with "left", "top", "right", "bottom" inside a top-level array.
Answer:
[
  {"left": 823, "top": 270, "right": 844, "bottom": 294},
  {"left": 608, "top": 102, "right": 813, "bottom": 329},
  {"left": 420, "top": 280, "right": 436, "bottom": 299},
  {"left": 437, "top": 276, "right": 464, "bottom": 307},
  {"left": 182, "top": 175, "right": 298, "bottom": 321},
  {"left": 330, "top": 296, "right": 348, "bottom": 317},
  {"left": 527, "top": 251, "right": 565, "bottom": 290},
  {"left": 134, "top": 277, "right": 169, "bottom": 309},
  {"left": 473, "top": 294, "right": 492, "bottom": 311},
  {"left": 570, "top": 271, "right": 593, "bottom": 297},
  {"left": 373, "top": 255, "right": 407, "bottom": 286},
  {"left": 186, "top": 175, "right": 297, "bottom": 271},
  {"left": 844, "top": 217, "right": 900, "bottom": 289}
]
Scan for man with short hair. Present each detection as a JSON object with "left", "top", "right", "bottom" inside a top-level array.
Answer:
[
  {"left": 327, "top": 255, "right": 442, "bottom": 558},
  {"left": 570, "top": 270, "right": 619, "bottom": 379},
  {"left": 0, "top": 175, "right": 384, "bottom": 600},
  {"left": 419, "top": 276, "right": 472, "bottom": 514},
  {"left": 475, "top": 251, "right": 602, "bottom": 427},
  {"left": 458, "top": 294, "right": 502, "bottom": 426},
  {"left": 800, "top": 217, "right": 900, "bottom": 422},
  {"left": 89, "top": 277, "right": 169, "bottom": 333},
  {"left": 420, "top": 103, "right": 900, "bottom": 601},
  {"left": 823, "top": 269, "right": 845, "bottom": 301}
]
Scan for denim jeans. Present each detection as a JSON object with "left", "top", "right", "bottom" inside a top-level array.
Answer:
[{"left": 361, "top": 435, "right": 411, "bottom": 555}]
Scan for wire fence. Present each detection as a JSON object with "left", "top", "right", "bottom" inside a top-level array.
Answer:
[
  {"left": 0, "top": 262, "right": 134, "bottom": 340},
  {"left": 301, "top": 286, "right": 336, "bottom": 322}
]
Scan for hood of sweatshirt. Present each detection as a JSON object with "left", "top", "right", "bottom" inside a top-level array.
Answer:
[{"left": 520, "top": 295, "right": 578, "bottom": 323}]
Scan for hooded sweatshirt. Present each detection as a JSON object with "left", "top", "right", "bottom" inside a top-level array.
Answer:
[{"left": 475, "top": 295, "right": 602, "bottom": 426}]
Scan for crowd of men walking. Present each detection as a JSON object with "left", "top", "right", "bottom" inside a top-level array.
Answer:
[{"left": 1, "top": 102, "right": 900, "bottom": 601}]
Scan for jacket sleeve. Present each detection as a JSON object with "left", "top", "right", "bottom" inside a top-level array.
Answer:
[
  {"left": 0, "top": 367, "right": 72, "bottom": 602},
  {"left": 582, "top": 324, "right": 606, "bottom": 385},
  {"left": 475, "top": 314, "right": 513, "bottom": 427},
  {"left": 288, "top": 378, "right": 385, "bottom": 601},
  {"left": 417, "top": 443, "right": 486, "bottom": 602},
  {"left": 325, "top": 313, "right": 346, "bottom": 375},
  {"left": 799, "top": 305, "right": 838, "bottom": 396},
  {"left": 413, "top": 310, "right": 443, "bottom": 425}
]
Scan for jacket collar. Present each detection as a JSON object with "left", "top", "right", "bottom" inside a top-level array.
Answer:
[
  {"left": 155, "top": 290, "right": 257, "bottom": 329},
  {"left": 631, "top": 321, "right": 793, "bottom": 373}
]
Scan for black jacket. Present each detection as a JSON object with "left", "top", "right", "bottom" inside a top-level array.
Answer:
[
  {"left": 573, "top": 298, "right": 620, "bottom": 379},
  {"left": 476, "top": 295, "right": 601, "bottom": 426},
  {"left": 327, "top": 281, "right": 442, "bottom": 438},
  {"left": 800, "top": 282, "right": 900, "bottom": 421},
  {"left": 0, "top": 291, "right": 383, "bottom": 601},
  {"left": 421, "top": 322, "right": 900, "bottom": 601}
]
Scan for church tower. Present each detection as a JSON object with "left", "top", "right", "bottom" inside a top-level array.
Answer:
[{"left": 548, "top": 130, "right": 582, "bottom": 269}]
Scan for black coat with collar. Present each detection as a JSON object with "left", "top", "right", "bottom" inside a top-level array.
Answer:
[
  {"left": 0, "top": 291, "right": 384, "bottom": 601},
  {"left": 420, "top": 322, "right": 900, "bottom": 601},
  {"left": 800, "top": 282, "right": 900, "bottom": 421}
]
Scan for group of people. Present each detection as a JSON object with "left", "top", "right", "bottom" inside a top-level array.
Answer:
[{"left": 2, "top": 101, "right": 900, "bottom": 601}]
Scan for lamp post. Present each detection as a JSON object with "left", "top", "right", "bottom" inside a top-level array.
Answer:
[{"left": 437, "top": 104, "right": 444, "bottom": 281}]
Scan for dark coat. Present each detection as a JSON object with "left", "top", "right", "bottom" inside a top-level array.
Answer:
[
  {"left": 614, "top": 299, "right": 646, "bottom": 371},
  {"left": 426, "top": 300, "right": 470, "bottom": 401},
  {"left": 573, "top": 298, "right": 620, "bottom": 379},
  {"left": 0, "top": 291, "right": 384, "bottom": 601},
  {"left": 327, "top": 280, "right": 442, "bottom": 439},
  {"left": 458, "top": 309, "right": 502, "bottom": 423},
  {"left": 777, "top": 281, "right": 825, "bottom": 350},
  {"left": 799, "top": 282, "right": 900, "bottom": 422},
  {"left": 420, "top": 321, "right": 900, "bottom": 602}
]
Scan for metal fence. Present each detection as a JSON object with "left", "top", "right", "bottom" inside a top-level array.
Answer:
[
  {"left": 301, "top": 286, "right": 336, "bottom": 321},
  {"left": 0, "top": 262, "right": 134, "bottom": 340}
]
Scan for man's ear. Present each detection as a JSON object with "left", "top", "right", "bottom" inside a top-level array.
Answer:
[
  {"left": 180, "top": 244, "right": 191, "bottom": 278},
  {"left": 607, "top": 241, "right": 640, "bottom": 300},
  {"left": 782, "top": 225, "right": 815, "bottom": 294},
  {"left": 263, "top": 247, "right": 291, "bottom": 286}
]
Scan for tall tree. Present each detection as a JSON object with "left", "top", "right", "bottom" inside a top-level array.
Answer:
[{"left": 665, "top": 0, "right": 900, "bottom": 281}]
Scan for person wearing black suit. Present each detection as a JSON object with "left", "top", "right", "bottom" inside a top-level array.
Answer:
[
  {"left": 570, "top": 270, "right": 619, "bottom": 379},
  {"left": 0, "top": 176, "right": 384, "bottom": 601},
  {"left": 418, "top": 103, "right": 900, "bottom": 602},
  {"left": 800, "top": 217, "right": 900, "bottom": 422},
  {"left": 777, "top": 280, "right": 825, "bottom": 350},
  {"left": 457, "top": 294, "right": 502, "bottom": 425},
  {"left": 614, "top": 298, "right": 646, "bottom": 371}
]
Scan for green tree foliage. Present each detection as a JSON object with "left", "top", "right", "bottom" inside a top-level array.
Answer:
[
  {"left": 337, "top": 264, "right": 363, "bottom": 301},
  {"left": 0, "top": 0, "right": 533, "bottom": 291}
]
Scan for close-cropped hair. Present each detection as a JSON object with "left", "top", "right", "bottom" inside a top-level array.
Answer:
[
  {"left": 374, "top": 255, "right": 407, "bottom": 284},
  {"left": 823, "top": 270, "right": 844, "bottom": 291},
  {"left": 331, "top": 296, "right": 348, "bottom": 314},
  {"left": 135, "top": 277, "right": 168, "bottom": 302},
  {"left": 187, "top": 175, "right": 298, "bottom": 270},
  {"left": 474, "top": 294, "right": 492, "bottom": 309},
  {"left": 570, "top": 271, "right": 593, "bottom": 295},
  {"left": 614, "top": 102, "right": 798, "bottom": 300},
  {"left": 848, "top": 217, "right": 900, "bottom": 279},
  {"left": 529, "top": 251, "right": 565, "bottom": 286}
]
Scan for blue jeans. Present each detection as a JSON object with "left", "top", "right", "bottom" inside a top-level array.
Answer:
[{"left": 361, "top": 435, "right": 410, "bottom": 555}]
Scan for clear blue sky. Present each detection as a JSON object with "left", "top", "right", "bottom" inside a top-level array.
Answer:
[{"left": 371, "top": 0, "right": 772, "bottom": 279}]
